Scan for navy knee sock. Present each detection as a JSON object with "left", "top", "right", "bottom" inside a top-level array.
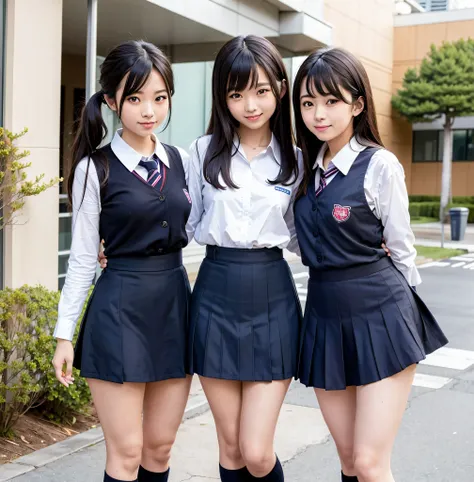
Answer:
[
  {"left": 104, "top": 472, "right": 138, "bottom": 482},
  {"left": 219, "top": 465, "right": 252, "bottom": 481},
  {"left": 138, "top": 466, "right": 170, "bottom": 482},
  {"left": 341, "top": 472, "right": 358, "bottom": 481},
  {"left": 247, "top": 457, "right": 284, "bottom": 481}
]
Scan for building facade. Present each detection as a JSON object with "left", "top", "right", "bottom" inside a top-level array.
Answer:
[{"left": 1, "top": 0, "right": 472, "bottom": 289}]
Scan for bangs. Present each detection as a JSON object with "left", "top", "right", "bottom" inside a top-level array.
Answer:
[
  {"left": 305, "top": 58, "right": 349, "bottom": 103},
  {"left": 121, "top": 57, "right": 153, "bottom": 101},
  {"left": 226, "top": 49, "right": 260, "bottom": 93}
]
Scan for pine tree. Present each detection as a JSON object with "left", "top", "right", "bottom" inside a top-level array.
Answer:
[
  {"left": 0, "top": 128, "right": 61, "bottom": 229},
  {"left": 392, "top": 38, "right": 474, "bottom": 246}
]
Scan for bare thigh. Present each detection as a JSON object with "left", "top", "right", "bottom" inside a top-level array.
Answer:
[
  {"left": 88, "top": 379, "right": 145, "bottom": 480},
  {"left": 200, "top": 376, "right": 244, "bottom": 469},
  {"left": 315, "top": 386, "right": 357, "bottom": 476},
  {"left": 141, "top": 376, "right": 192, "bottom": 472}
]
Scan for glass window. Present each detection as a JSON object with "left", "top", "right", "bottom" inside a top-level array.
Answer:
[
  {"left": 453, "top": 130, "right": 468, "bottom": 161},
  {"left": 467, "top": 130, "right": 474, "bottom": 161},
  {"left": 413, "top": 131, "right": 440, "bottom": 162}
]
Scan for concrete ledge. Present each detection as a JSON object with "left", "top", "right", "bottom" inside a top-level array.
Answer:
[{"left": 0, "top": 398, "right": 209, "bottom": 481}]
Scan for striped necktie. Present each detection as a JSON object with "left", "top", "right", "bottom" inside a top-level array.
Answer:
[
  {"left": 138, "top": 156, "right": 162, "bottom": 187},
  {"left": 315, "top": 162, "right": 338, "bottom": 197}
]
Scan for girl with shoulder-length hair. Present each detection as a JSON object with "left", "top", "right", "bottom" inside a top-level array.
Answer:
[
  {"left": 292, "top": 47, "right": 448, "bottom": 482},
  {"left": 186, "top": 35, "right": 303, "bottom": 482},
  {"left": 52, "top": 40, "right": 193, "bottom": 482}
]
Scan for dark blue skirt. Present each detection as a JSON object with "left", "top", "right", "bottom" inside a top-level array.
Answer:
[
  {"left": 189, "top": 246, "right": 302, "bottom": 381},
  {"left": 74, "top": 251, "right": 190, "bottom": 383},
  {"left": 298, "top": 257, "right": 448, "bottom": 390}
]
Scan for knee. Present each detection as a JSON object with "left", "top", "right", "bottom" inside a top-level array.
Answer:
[
  {"left": 336, "top": 444, "right": 355, "bottom": 472},
  {"left": 142, "top": 437, "right": 175, "bottom": 466},
  {"left": 240, "top": 444, "right": 275, "bottom": 475},
  {"left": 353, "top": 451, "right": 384, "bottom": 481},
  {"left": 219, "top": 434, "right": 242, "bottom": 463},
  {"left": 109, "top": 439, "right": 143, "bottom": 473}
]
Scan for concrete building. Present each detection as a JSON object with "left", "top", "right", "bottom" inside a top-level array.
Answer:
[{"left": 0, "top": 0, "right": 473, "bottom": 289}]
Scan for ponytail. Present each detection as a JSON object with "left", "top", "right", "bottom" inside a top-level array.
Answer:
[{"left": 67, "top": 90, "right": 109, "bottom": 207}]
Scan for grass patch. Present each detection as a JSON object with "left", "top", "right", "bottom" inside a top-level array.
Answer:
[
  {"left": 415, "top": 245, "right": 467, "bottom": 260},
  {"left": 411, "top": 216, "right": 439, "bottom": 224}
]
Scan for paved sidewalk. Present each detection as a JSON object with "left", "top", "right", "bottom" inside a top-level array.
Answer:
[{"left": 412, "top": 222, "right": 474, "bottom": 252}]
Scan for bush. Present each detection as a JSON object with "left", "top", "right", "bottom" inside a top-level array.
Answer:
[
  {"left": 0, "top": 285, "right": 91, "bottom": 435},
  {"left": 409, "top": 195, "right": 474, "bottom": 204},
  {"left": 409, "top": 202, "right": 474, "bottom": 223}
]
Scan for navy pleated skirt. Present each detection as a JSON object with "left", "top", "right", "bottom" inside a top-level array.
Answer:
[
  {"left": 189, "top": 246, "right": 302, "bottom": 381},
  {"left": 74, "top": 251, "right": 190, "bottom": 384},
  {"left": 298, "top": 257, "right": 448, "bottom": 390}
]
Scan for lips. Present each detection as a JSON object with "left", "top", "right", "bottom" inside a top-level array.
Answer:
[
  {"left": 139, "top": 122, "right": 156, "bottom": 129},
  {"left": 314, "top": 125, "right": 330, "bottom": 132},
  {"left": 245, "top": 114, "right": 263, "bottom": 122}
]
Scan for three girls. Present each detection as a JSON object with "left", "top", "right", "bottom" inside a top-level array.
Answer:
[
  {"left": 52, "top": 41, "right": 192, "bottom": 482},
  {"left": 292, "top": 47, "right": 448, "bottom": 482},
  {"left": 186, "top": 35, "right": 302, "bottom": 482}
]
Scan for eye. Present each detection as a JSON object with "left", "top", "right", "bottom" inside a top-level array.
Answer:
[
  {"left": 128, "top": 96, "right": 140, "bottom": 103},
  {"left": 302, "top": 101, "right": 313, "bottom": 108},
  {"left": 229, "top": 93, "right": 242, "bottom": 100},
  {"left": 155, "top": 95, "right": 167, "bottom": 103},
  {"left": 327, "top": 99, "right": 339, "bottom": 105},
  {"left": 257, "top": 88, "right": 270, "bottom": 95}
]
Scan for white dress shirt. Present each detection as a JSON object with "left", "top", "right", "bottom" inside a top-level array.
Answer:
[
  {"left": 314, "top": 137, "right": 421, "bottom": 286},
  {"left": 54, "top": 130, "right": 190, "bottom": 341},
  {"left": 186, "top": 134, "right": 303, "bottom": 254}
]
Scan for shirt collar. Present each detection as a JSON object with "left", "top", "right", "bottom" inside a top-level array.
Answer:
[
  {"left": 111, "top": 129, "right": 170, "bottom": 172},
  {"left": 233, "top": 133, "right": 281, "bottom": 164},
  {"left": 312, "top": 136, "right": 366, "bottom": 175}
]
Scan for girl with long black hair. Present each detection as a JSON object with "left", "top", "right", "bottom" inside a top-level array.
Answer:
[
  {"left": 292, "top": 47, "right": 448, "bottom": 482},
  {"left": 52, "top": 40, "right": 193, "bottom": 482}
]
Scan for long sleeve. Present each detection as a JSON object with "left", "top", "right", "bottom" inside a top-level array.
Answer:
[
  {"left": 54, "top": 159, "right": 102, "bottom": 341},
  {"left": 185, "top": 139, "right": 205, "bottom": 243},
  {"left": 365, "top": 150, "right": 422, "bottom": 286}
]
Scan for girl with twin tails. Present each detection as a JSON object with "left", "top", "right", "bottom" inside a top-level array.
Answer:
[
  {"left": 292, "top": 47, "right": 448, "bottom": 482},
  {"left": 52, "top": 41, "right": 193, "bottom": 482},
  {"left": 186, "top": 35, "right": 303, "bottom": 482}
]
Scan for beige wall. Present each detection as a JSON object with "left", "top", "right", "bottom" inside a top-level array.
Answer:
[
  {"left": 3, "top": 0, "right": 63, "bottom": 290},
  {"left": 393, "top": 19, "right": 474, "bottom": 196}
]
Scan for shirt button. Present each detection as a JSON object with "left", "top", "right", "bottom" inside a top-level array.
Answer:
[
  {"left": 161, "top": 221, "right": 168, "bottom": 228},
  {"left": 317, "top": 255, "right": 323, "bottom": 263},
  {"left": 158, "top": 194, "right": 165, "bottom": 201}
]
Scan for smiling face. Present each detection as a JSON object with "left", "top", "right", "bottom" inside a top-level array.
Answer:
[
  {"left": 299, "top": 79, "right": 364, "bottom": 146},
  {"left": 226, "top": 65, "right": 283, "bottom": 132},
  {"left": 105, "top": 68, "right": 170, "bottom": 145}
]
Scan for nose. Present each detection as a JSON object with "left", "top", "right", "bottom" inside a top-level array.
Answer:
[
  {"left": 313, "top": 104, "right": 326, "bottom": 121},
  {"left": 244, "top": 97, "right": 257, "bottom": 113},
  {"left": 142, "top": 101, "right": 154, "bottom": 118}
]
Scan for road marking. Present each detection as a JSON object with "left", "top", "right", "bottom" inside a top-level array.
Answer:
[
  {"left": 297, "top": 288, "right": 308, "bottom": 295},
  {"left": 463, "top": 262, "right": 474, "bottom": 269},
  {"left": 420, "top": 347, "right": 474, "bottom": 371},
  {"left": 451, "top": 256, "right": 474, "bottom": 262},
  {"left": 418, "top": 261, "right": 451, "bottom": 269},
  {"left": 413, "top": 373, "right": 451, "bottom": 389},
  {"left": 293, "top": 272, "right": 309, "bottom": 279},
  {"left": 452, "top": 262, "right": 466, "bottom": 268},
  {"left": 299, "top": 296, "right": 307, "bottom": 303}
]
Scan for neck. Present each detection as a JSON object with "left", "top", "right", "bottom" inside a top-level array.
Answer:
[
  {"left": 238, "top": 123, "right": 272, "bottom": 148},
  {"left": 121, "top": 129, "right": 155, "bottom": 157},
  {"left": 326, "top": 125, "right": 354, "bottom": 161}
]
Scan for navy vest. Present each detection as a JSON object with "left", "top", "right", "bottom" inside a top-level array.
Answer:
[
  {"left": 97, "top": 143, "right": 191, "bottom": 258},
  {"left": 294, "top": 147, "right": 386, "bottom": 271}
]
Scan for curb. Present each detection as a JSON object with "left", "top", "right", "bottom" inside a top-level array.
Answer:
[{"left": 0, "top": 396, "right": 210, "bottom": 482}]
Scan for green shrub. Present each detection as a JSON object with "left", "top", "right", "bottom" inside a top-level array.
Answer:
[
  {"left": 0, "top": 285, "right": 92, "bottom": 435},
  {"left": 409, "top": 202, "right": 474, "bottom": 223},
  {"left": 409, "top": 195, "right": 474, "bottom": 204}
]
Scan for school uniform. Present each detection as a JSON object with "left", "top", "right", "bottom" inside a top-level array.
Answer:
[
  {"left": 54, "top": 130, "right": 192, "bottom": 383},
  {"left": 186, "top": 135, "right": 303, "bottom": 382},
  {"left": 294, "top": 137, "right": 448, "bottom": 390}
]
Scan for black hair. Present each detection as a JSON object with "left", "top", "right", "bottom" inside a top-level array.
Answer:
[
  {"left": 68, "top": 40, "right": 174, "bottom": 205},
  {"left": 293, "top": 47, "right": 383, "bottom": 197},
  {"left": 203, "top": 35, "right": 297, "bottom": 189}
]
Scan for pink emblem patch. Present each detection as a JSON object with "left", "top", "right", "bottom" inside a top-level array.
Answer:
[{"left": 332, "top": 204, "right": 351, "bottom": 223}]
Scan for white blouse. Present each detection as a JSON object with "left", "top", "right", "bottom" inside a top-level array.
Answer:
[
  {"left": 314, "top": 137, "right": 421, "bottom": 286},
  {"left": 185, "top": 134, "right": 303, "bottom": 254}
]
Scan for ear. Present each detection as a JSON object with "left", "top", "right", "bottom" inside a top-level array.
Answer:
[
  {"left": 104, "top": 94, "right": 118, "bottom": 112},
  {"left": 353, "top": 96, "right": 365, "bottom": 118},
  {"left": 279, "top": 79, "right": 288, "bottom": 100}
]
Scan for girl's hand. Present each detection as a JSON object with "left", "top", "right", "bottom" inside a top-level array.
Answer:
[
  {"left": 52, "top": 339, "right": 75, "bottom": 387},
  {"left": 382, "top": 241, "right": 391, "bottom": 257},
  {"left": 97, "top": 239, "right": 107, "bottom": 269}
]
